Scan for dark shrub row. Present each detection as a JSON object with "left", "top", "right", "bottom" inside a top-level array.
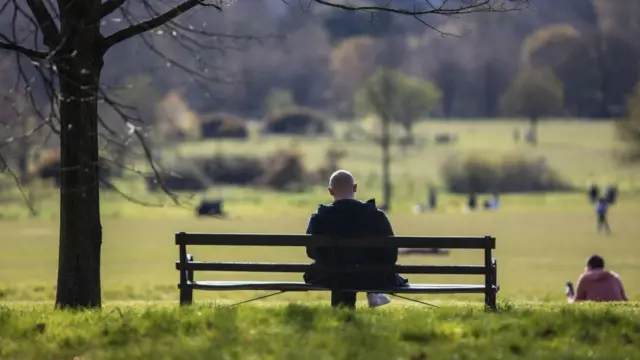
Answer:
[
  {"left": 32, "top": 151, "right": 115, "bottom": 189},
  {"left": 169, "top": 107, "right": 334, "bottom": 140},
  {"left": 441, "top": 155, "right": 573, "bottom": 193},
  {"left": 146, "top": 149, "right": 308, "bottom": 192},
  {"left": 262, "top": 107, "right": 332, "bottom": 136},
  {"left": 200, "top": 112, "right": 248, "bottom": 139}
]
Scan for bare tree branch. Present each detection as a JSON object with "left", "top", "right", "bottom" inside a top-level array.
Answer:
[
  {"left": 24, "top": 0, "right": 59, "bottom": 48},
  {"left": 0, "top": 121, "right": 47, "bottom": 149},
  {"left": 103, "top": 0, "right": 223, "bottom": 49},
  {"left": 0, "top": 38, "right": 49, "bottom": 59},
  {"left": 100, "top": 0, "right": 127, "bottom": 20},
  {"left": 310, "top": 0, "right": 527, "bottom": 15},
  {"left": 0, "top": 152, "right": 38, "bottom": 216}
]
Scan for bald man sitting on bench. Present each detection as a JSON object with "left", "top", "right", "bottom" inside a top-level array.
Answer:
[{"left": 303, "top": 170, "right": 408, "bottom": 308}]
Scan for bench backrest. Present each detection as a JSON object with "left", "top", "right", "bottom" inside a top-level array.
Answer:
[
  {"left": 176, "top": 233, "right": 495, "bottom": 249},
  {"left": 176, "top": 233, "right": 496, "bottom": 276}
]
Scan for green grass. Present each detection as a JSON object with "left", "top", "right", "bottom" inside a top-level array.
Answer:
[
  {"left": 1, "top": 120, "right": 640, "bottom": 359},
  {"left": 0, "top": 119, "right": 638, "bottom": 303},
  {"left": 2, "top": 302, "right": 640, "bottom": 360},
  {"left": 1, "top": 193, "right": 639, "bottom": 303}
]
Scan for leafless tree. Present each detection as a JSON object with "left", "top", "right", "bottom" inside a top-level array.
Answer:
[
  {"left": 362, "top": 67, "right": 394, "bottom": 210},
  {"left": 0, "top": 0, "right": 531, "bottom": 309}
]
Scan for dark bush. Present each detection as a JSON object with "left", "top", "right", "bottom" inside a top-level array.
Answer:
[
  {"left": 441, "top": 155, "right": 573, "bottom": 193},
  {"left": 145, "top": 169, "right": 206, "bottom": 192},
  {"left": 196, "top": 155, "right": 265, "bottom": 185},
  {"left": 434, "top": 133, "right": 458, "bottom": 145},
  {"left": 33, "top": 152, "right": 114, "bottom": 189},
  {"left": 146, "top": 150, "right": 309, "bottom": 192},
  {"left": 35, "top": 157, "right": 60, "bottom": 184},
  {"left": 259, "top": 149, "right": 307, "bottom": 191},
  {"left": 263, "top": 107, "right": 332, "bottom": 136},
  {"left": 146, "top": 154, "right": 264, "bottom": 192},
  {"left": 200, "top": 112, "right": 248, "bottom": 139},
  {"left": 196, "top": 199, "right": 224, "bottom": 216}
]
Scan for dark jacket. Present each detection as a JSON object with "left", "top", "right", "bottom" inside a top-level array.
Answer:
[{"left": 303, "top": 198, "right": 408, "bottom": 289}]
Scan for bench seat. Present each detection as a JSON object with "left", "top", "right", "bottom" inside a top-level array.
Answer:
[{"left": 183, "top": 281, "right": 488, "bottom": 294}]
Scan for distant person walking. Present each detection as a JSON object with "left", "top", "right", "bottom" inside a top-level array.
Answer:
[
  {"left": 596, "top": 197, "right": 611, "bottom": 235},
  {"left": 303, "top": 170, "right": 407, "bottom": 309},
  {"left": 588, "top": 184, "right": 600, "bottom": 204},
  {"left": 605, "top": 185, "right": 618, "bottom": 205},
  {"left": 428, "top": 186, "right": 437, "bottom": 210},
  {"left": 467, "top": 192, "right": 477, "bottom": 211},
  {"left": 566, "top": 255, "right": 628, "bottom": 303}
]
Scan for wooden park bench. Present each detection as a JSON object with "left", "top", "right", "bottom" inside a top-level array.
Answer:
[{"left": 175, "top": 233, "right": 499, "bottom": 310}]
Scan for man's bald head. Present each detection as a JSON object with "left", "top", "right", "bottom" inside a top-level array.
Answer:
[{"left": 328, "top": 170, "right": 357, "bottom": 199}]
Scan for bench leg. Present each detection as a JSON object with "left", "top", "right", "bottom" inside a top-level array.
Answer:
[
  {"left": 180, "top": 286, "right": 193, "bottom": 306},
  {"left": 485, "top": 258, "right": 498, "bottom": 312},
  {"left": 331, "top": 291, "right": 356, "bottom": 309},
  {"left": 179, "top": 254, "right": 194, "bottom": 306},
  {"left": 485, "top": 290, "right": 496, "bottom": 312}
]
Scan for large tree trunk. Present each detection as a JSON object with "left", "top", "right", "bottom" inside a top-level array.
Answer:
[{"left": 54, "top": 31, "right": 104, "bottom": 308}]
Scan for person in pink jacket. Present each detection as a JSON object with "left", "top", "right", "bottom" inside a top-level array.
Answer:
[{"left": 567, "top": 255, "right": 628, "bottom": 303}]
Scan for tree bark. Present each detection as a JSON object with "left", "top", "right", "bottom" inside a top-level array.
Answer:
[{"left": 54, "top": 27, "right": 104, "bottom": 308}]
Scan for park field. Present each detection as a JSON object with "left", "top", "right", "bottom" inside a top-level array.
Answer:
[
  {"left": 1, "top": 120, "right": 640, "bottom": 359},
  {"left": 2, "top": 119, "right": 639, "bottom": 221},
  {"left": 0, "top": 120, "right": 639, "bottom": 304},
  {"left": 1, "top": 193, "right": 639, "bottom": 304}
]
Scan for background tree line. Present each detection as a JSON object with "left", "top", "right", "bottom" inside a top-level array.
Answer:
[{"left": 2, "top": 0, "right": 638, "bottom": 132}]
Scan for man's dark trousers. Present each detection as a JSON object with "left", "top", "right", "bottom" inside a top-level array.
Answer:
[{"left": 331, "top": 291, "right": 356, "bottom": 309}]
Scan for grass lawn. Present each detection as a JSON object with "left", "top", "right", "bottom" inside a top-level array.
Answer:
[
  {"left": 0, "top": 120, "right": 639, "bottom": 303},
  {"left": 0, "top": 121, "right": 640, "bottom": 360},
  {"left": 2, "top": 302, "right": 640, "bottom": 360},
  {"left": 1, "top": 120, "right": 639, "bottom": 359},
  {"left": 1, "top": 193, "right": 639, "bottom": 304}
]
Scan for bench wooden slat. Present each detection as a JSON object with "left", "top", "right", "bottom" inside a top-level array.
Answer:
[
  {"left": 182, "top": 281, "right": 488, "bottom": 294},
  {"left": 176, "top": 233, "right": 495, "bottom": 249},
  {"left": 176, "top": 261, "right": 487, "bottom": 275}
]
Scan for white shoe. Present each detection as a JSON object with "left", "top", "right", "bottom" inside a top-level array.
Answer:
[{"left": 367, "top": 293, "right": 391, "bottom": 308}]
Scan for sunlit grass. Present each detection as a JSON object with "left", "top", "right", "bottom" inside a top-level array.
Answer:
[
  {"left": 1, "top": 193, "right": 639, "bottom": 304},
  {"left": 1, "top": 302, "right": 639, "bottom": 360}
]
